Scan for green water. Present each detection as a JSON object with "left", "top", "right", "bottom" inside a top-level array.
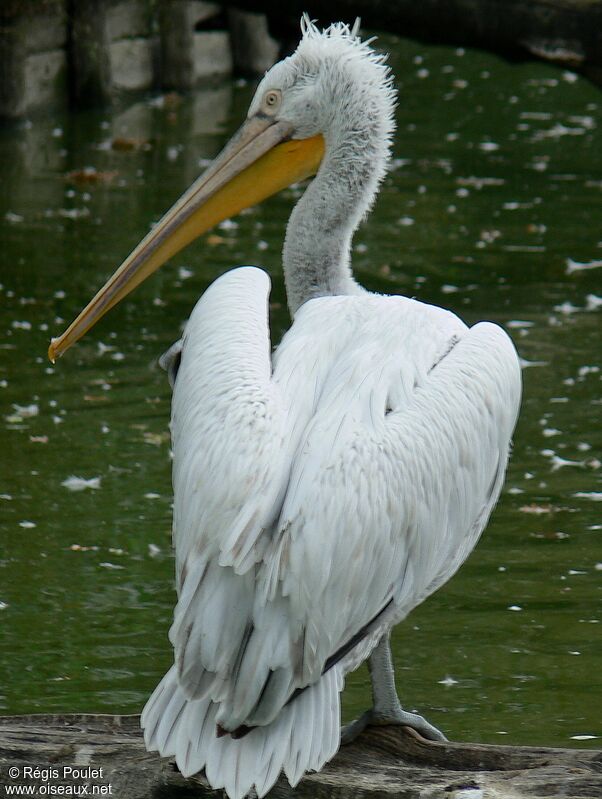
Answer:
[{"left": 1, "top": 36, "right": 600, "bottom": 750}]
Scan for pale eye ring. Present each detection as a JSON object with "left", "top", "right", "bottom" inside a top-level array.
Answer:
[{"left": 264, "top": 89, "right": 281, "bottom": 110}]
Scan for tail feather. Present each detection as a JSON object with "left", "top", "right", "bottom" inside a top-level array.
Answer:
[
  {"left": 284, "top": 675, "right": 313, "bottom": 786},
  {"left": 180, "top": 696, "right": 217, "bottom": 776},
  {"left": 253, "top": 721, "right": 290, "bottom": 798},
  {"left": 141, "top": 664, "right": 343, "bottom": 799},
  {"left": 142, "top": 666, "right": 184, "bottom": 753},
  {"left": 156, "top": 684, "right": 187, "bottom": 757}
]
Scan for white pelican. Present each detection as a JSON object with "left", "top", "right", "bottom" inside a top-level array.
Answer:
[{"left": 49, "top": 17, "right": 522, "bottom": 799}]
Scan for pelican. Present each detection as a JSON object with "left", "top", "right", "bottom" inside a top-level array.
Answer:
[{"left": 49, "top": 17, "right": 522, "bottom": 799}]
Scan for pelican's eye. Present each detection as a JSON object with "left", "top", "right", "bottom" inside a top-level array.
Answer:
[{"left": 262, "top": 89, "right": 282, "bottom": 114}]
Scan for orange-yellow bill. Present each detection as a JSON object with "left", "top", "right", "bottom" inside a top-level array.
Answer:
[{"left": 48, "top": 116, "right": 325, "bottom": 361}]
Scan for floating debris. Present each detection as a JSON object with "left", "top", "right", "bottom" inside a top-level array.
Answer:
[
  {"left": 99, "top": 562, "right": 125, "bottom": 570},
  {"left": 531, "top": 531, "right": 569, "bottom": 542},
  {"left": 61, "top": 475, "right": 101, "bottom": 491},
  {"left": 531, "top": 123, "right": 588, "bottom": 141},
  {"left": 479, "top": 229, "right": 502, "bottom": 244},
  {"left": 438, "top": 675, "right": 458, "bottom": 687},
  {"left": 578, "top": 365, "right": 599, "bottom": 379},
  {"left": 520, "top": 111, "right": 553, "bottom": 121},
  {"left": 502, "top": 245, "right": 546, "bottom": 253},
  {"left": 566, "top": 257, "right": 602, "bottom": 275},
  {"left": 19, "top": 521, "right": 36, "bottom": 529},
  {"left": 43, "top": 207, "right": 91, "bottom": 220},
  {"left": 508, "top": 605, "right": 523, "bottom": 611},
  {"left": 554, "top": 301, "right": 580, "bottom": 315},
  {"left": 143, "top": 431, "right": 170, "bottom": 447},
  {"left": 390, "top": 157, "right": 412, "bottom": 169},
  {"left": 110, "top": 136, "right": 151, "bottom": 152},
  {"left": 12, "top": 320, "right": 32, "bottom": 331},
  {"left": 519, "top": 503, "right": 556, "bottom": 515},
  {"left": 66, "top": 167, "right": 118, "bottom": 186},
  {"left": 519, "top": 358, "right": 547, "bottom": 369},
  {"left": 148, "top": 92, "right": 182, "bottom": 110},
  {"left": 574, "top": 492, "right": 602, "bottom": 501},
  {"left": 540, "top": 450, "right": 584, "bottom": 471},
  {"left": 506, "top": 320, "right": 534, "bottom": 329},
  {"left": 148, "top": 543, "right": 161, "bottom": 557},
  {"left": 11, "top": 403, "right": 39, "bottom": 418}
]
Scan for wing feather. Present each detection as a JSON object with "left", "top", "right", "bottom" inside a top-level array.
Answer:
[
  {"left": 168, "top": 268, "right": 291, "bottom": 702},
  {"left": 162, "top": 279, "right": 520, "bottom": 736},
  {"left": 272, "top": 313, "right": 521, "bottom": 682}
]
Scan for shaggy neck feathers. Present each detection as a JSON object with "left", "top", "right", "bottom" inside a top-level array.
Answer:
[{"left": 282, "top": 21, "right": 396, "bottom": 315}]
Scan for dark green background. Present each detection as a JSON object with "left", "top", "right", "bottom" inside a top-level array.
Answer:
[{"left": 1, "top": 34, "right": 600, "bottom": 747}]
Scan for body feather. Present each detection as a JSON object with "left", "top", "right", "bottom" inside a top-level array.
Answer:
[{"left": 141, "top": 266, "right": 521, "bottom": 797}]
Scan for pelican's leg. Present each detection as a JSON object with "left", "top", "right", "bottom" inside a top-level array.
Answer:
[{"left": 341, "top": 633, "right": 447, "bottom": 744}]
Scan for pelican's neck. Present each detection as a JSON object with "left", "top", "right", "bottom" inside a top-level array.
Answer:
[{"left": 283, "top": 115, "right": 390, "bottom": 315}]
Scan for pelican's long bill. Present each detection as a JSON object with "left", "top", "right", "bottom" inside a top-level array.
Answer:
[{"left": 48, "top": 117, "right": 325, "bottom": 361}]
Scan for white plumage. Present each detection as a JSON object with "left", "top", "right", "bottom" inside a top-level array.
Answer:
[
  {"left": 142, "top": 265, "right": 520, "bottom": 796},
  {"left": 49, "top": 16, "right": 522, "bottom": 799}
]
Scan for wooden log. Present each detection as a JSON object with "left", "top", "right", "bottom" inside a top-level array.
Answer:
[
  {"left": 1, "top": 714, "right": 601, "bottom": 798},
  {"left": 225, "top": 0, "right": 602, "bottom": 84}
]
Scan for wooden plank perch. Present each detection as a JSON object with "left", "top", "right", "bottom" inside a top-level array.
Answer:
[{"left": 1, "top": 714, "right": 601, "bottom": 798}]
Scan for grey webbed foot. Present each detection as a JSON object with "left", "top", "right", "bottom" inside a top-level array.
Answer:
[
  {"left": 341, "top": 706, "right": 447, "bottom": 744},
  {"left": 342, "top": 633, "right": 447, "bottom": 745}
]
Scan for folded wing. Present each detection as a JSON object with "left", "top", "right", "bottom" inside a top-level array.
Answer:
[{"left": 164, "top": 271, "right": 521, "bottom": 738}]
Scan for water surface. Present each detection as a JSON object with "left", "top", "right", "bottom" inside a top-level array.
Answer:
[{"left": 1, "top": 35, "right": 600, "bottom": 749}]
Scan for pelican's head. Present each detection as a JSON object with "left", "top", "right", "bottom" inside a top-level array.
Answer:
[
  {"left": 48, "top": 17, "right": 396, "bottom": 361},
  {"left": 249, "top": 18, "right": 395, "bottom": 147}
]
